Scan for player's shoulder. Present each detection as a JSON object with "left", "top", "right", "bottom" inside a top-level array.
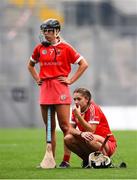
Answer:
[
  {"left": 34, "top": 43, "right": 43, "bottom": 48},
  {"left": 90, "top": 101, "right": 96, "bottom": 107},
  {"left": 32, "top": 44, "right": 44, "bottom": 54},
  {"left": 32, "top": 43, "right": 42, "bottom": 50},
  {"left": 90, "top": 101, "right": 103, "bottom": 115},
  {"left": 89, "top": 101, "right": 100, "bottom": 112},
  {"left": 60, "top": 41, "right": 74, "bottom": 49},
  {"left": 88, "top": 101, "right": 95, "bottom": 112}
]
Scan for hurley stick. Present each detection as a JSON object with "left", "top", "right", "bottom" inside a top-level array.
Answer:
[
  {"left": 40, "top": 106, "right": 56, "bottom": 169},
  {"left": 98, "top": 133, "right": 112, "bottom": 153}
]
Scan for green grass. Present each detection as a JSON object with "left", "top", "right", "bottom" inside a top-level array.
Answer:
[{"left": 0, "top": 129, "right": 137, "bottom": 179}]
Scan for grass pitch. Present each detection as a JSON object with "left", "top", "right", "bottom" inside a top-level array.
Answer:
[{"left": 0, "top": 129, "right": 137, "bottom": 179}]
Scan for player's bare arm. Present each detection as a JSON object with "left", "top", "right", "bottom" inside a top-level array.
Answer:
[
  {"left": 27, "top": 59, "right": 42, "bottom": 86},
  {"left": 57, "top": 58, "right": 88, "bottom": 85},
  {"left": 69, "top": 127, "right": 94, "bottom": 142},
  {"left": 73, "top": 105, "right": 97, "bottom": 133}
]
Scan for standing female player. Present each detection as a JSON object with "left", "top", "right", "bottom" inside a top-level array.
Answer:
[{"left": 27, "top": 19, "right": 88, "bottom": 163}]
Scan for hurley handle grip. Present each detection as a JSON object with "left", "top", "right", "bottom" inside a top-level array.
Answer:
[{"left": 47, "top": 106, "right": 52, "bottom": 143}]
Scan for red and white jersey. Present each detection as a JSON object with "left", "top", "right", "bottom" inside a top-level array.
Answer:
[
  {"left": 30, "top": 41, "right": 83, "bottom": 79},
  {"left": 71, "top": 101, "right": 116, "bottom": 142}
]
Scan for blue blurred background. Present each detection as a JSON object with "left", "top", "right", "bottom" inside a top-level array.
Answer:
[{"left": 0, "top": 0, "right": 137, "bottom": 129}]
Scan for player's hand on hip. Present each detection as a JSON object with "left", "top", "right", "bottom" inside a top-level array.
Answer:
[
  {"left": 36, "top": 79, "right": 43, "bottom": 86},
  {"left": 57, "top": 76, "right": 71, "bottom": 85}
]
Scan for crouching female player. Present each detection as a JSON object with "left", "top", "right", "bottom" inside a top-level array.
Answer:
[{"left": 60, "top": 88, "right": 117, "bottom": 168}]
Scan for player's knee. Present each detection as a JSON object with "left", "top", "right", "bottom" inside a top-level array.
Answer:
[
  {"left": 64, "top": 134, "right": 74, "bottom": 145},
  {"left": 59, "top": 124, "right": 69, "bottom": 135}
]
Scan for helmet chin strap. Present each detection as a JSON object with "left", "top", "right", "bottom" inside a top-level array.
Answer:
[
  {"left": 42, "top": 41, "right": 52, "bottom": 47},
  {"left": 54, "top": 29, "right": 60, "bottom": 41}
]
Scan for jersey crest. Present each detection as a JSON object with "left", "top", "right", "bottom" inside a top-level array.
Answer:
[{"left": 42, "top": 50, "right": 47, "bottom": 54}]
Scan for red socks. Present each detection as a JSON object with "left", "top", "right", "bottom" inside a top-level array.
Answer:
[{"left": 63, "top": 155, "right": 70, "bottom": 162}]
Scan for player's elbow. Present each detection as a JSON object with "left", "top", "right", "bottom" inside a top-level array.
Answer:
[
  {"left": 27, "top": 60, "right": 35, "bottom": 71},
  {"left": 27, "top": 63, "right": 32, "bottom": 72},
  {"left": 79, "top": 59, "right": 88, "bottom": 70},
  {"left": 82, "top": 60, "right": 88, "bottom": 71},
  {"left": 84, "top": 61, "right": 88, "bottom": 69}
]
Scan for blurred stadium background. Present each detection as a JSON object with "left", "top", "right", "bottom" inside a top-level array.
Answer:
[{"left": 0, "top": 0, "right": 137, "bottom": 129}]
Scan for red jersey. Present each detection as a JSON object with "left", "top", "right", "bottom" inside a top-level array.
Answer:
[
  {"left": 71, "top": 101, "right": 116, "bottom": 143},
  {"left": 30, "top": 41, "right": 83, "bottom": 79}
]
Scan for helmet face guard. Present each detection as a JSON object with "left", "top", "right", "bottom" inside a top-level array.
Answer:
[
  {"left": 39, "top": 19, "right": 61, "bottom": 46},
  {"left": 40, "top": 19, "right": 61, "bottom": 32},
  {"left": 39, "top": 31, "right": 54, "bottom": 46},
  {"left": 88, "top": 152, "right": 111, "bottom": 168}
]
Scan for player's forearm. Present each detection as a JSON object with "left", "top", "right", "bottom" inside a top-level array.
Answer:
[
  {"left": 69, "top": 127, "right": 81, "bottom": 137},
  {"left": 69, "top": 59, "right": 88, "bottom": 84},
  {"left": 74, "top": 112, "right": 95, "bottom": 133},
  {"left": 76, "top": 114, "right": 93, "bottom": 132},
  {"left": 69, "top": 126, "right": 94, "bottom": 142},
  {"left": 28, "top": 62, "right": 40, "bottom": 82}
]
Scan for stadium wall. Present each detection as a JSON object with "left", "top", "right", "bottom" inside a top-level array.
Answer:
[
  {"left": 56, "top": 106, "right": 137, "bottom": 130},
  {"left": 101, "top": 106, "right": 137, "bottom": 130},
  {"left": 0, "top": 0, "right": 136, "bottom": 130}
]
